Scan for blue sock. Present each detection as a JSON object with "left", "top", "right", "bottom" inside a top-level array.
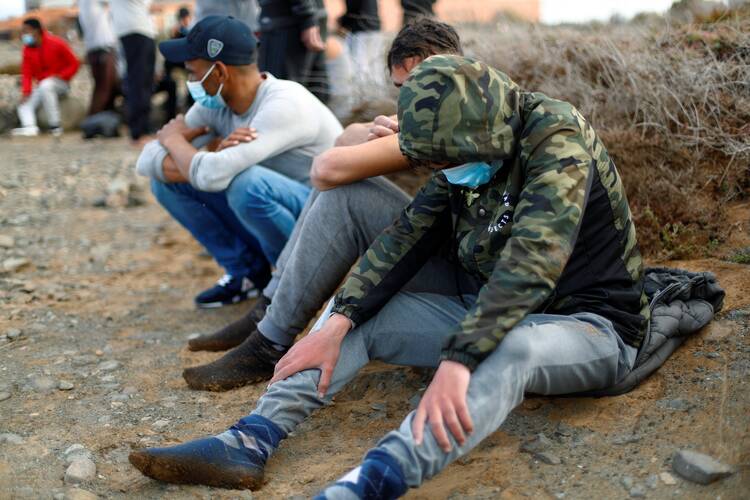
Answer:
[
  {"left": 214, "top": 414, "right": 286, "bottom": 464},
  {"left": 314, "top": 449, "right": 408, "bottom": 499}
]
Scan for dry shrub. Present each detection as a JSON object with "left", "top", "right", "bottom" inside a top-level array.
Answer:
[{"left": 354, "top": 11, "right": 750, "bottom": 258}]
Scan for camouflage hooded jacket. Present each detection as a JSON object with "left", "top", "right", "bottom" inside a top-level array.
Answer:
[{"left": 332, "top": 55, "right": 650, "bottom": 370}]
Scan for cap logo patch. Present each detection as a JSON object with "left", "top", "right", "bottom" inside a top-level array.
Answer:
[{"left": 207, "top": 38, "right": 224, "bottom": 58}]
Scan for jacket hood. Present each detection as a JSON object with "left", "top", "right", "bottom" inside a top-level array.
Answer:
[{"left": 397, "top": 55, "right": 523, "bottom": 164}]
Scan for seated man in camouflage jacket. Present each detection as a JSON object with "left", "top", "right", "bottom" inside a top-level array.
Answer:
[{"left": 128, "top": 55, "right": 650, "bottom": 497}]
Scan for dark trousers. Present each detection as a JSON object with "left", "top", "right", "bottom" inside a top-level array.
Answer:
[
  {"left": 120, "top": 33, "right": 155, "bottom": 140},
  {"left": 86, "top": 48, "right": 119, "bottom": 116},
  {"left": 258, "top": 22, "right": 330, "bottom": 103}
]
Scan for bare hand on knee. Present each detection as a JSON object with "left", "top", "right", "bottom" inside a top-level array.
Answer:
[
  {"left": 269, "top": 313, "right": 352, "bottom": 397},
  {"left": 413, "top": 360, "right": 474, "bottom": 453}
]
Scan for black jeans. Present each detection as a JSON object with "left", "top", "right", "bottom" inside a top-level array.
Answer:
[
  {"left": 86, "top": 48, "right": 119, "bottom": 115},
  {"left": 120, "top": 33, "right": 155, "bottom": 140},
  {"left": 258, "top": 22, "right": 329, "bottom": 103}
]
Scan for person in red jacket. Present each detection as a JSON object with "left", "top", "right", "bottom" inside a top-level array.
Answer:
[{"left": 12, "top": 18, "right": 80, "bottom": 137}]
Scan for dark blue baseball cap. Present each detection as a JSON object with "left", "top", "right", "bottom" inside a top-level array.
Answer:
[{"left": 159, "top": 16, "right": 257, "bottom": 65}]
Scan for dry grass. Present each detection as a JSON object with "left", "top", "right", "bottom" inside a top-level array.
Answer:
[{"left": 353, "top": 9, "right": 750, "bottom": 258}]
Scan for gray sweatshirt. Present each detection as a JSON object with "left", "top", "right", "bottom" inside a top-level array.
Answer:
[{"left": 136, "top": 74, "right": 342, "bottom": 192}]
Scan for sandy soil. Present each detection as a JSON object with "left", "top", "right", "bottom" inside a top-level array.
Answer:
[{"left": 0, "top": 134, "right": 747, "bottom": 499}]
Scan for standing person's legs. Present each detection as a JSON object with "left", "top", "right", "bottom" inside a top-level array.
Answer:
[
  {"left": 257, "top": 29, "right": 289, "bottom": 79},
  {"left": 87, "top": 49, "right": 115, "bottom": 115},
  {"left": 226, "top": 166, "right": 311, "bottom": 265},
  {"left": 183, "top": 177, "right": 414, "bottom": 388},
  {"left": 130, "top": 291, "right": 474, "bottom": 489},
  {"left": 320, "top": 313, "right": 637, "bottom": 498},
  {"left": 150, "top": 179, "right": 271, "bottom": 292},
  {"left": 121, "top": 34, "right": 155, "bottom": 140}
]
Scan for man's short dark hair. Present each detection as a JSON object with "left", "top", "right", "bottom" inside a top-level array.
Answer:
[
  {"left": 178, "top": 6, "right": 191, "bottom": 19},
  {"left": 22, "top": 17, "right": 43, "bottom": 32},
  {"left": 387, "top": 18, "right": 462, "bottom": 71}
]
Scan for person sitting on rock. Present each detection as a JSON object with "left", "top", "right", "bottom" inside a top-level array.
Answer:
[
  {"left": 136, "top": 15, "right": 342, "bottom": 308},
  {"left": 129, "top": 54, "right": 650, "bottom": 496},
  {"left": 180, "top": 18, "right": 467, "bottom": 391},
  {"left": 12, "top": 17, "right": 80, "bottom": 137}
]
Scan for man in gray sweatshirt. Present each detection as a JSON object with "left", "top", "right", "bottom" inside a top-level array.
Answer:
[{"left": 136, "top": 16, "right": 342, "bottom": 308}]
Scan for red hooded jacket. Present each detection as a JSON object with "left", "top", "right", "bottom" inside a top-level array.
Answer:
[{"left": 21, "top": 30, "right": 80, "bottom": 97}]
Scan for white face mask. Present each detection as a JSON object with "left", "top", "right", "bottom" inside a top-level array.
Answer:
[{"left": 186, "top": 64, "right": 226, "bottom": 109}]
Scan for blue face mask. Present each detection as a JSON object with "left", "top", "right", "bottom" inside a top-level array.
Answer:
[
  {"left": 442, "top": 161, "right": 502, "bottom": 188},
  {"left": 186, "top": 64, "right": 226, "bottom": 109},
  {"left": 21, "top": 34, "right": 36, "bottom": 46}
]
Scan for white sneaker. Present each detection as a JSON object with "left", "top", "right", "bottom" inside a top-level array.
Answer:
[
  {"left": 50, "top": 127, "right": 63, "bottom": 137},
  {"left": 11, "top": 126, "right": 40, "bottom": 137}
]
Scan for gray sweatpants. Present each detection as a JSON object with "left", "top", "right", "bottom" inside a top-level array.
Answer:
[
  {"left": 257, "top": 176, "right": 479, "bottom": 346},
  {"left": 253, "top": 292, "right": 637, "bottom": 491}
]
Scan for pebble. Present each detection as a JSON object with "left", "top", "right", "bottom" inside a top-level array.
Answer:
[
  {"left": 645, "top": 474, "right": 659, "bottom": 489},
  {"left": 659, "top": 472, "right": 677, "bottom": 485},
  {"left": 0, "top": 391, "right": 11, "bottom": 401},
  {"left": 2, "top": 257, "right": 30, "bottom": 272},
  {"left": 65, "top": 457, "right": 96, "bottom": 484},
  {"left": 6, "top": 328, "right": 22, "bottom": 340},
  {"left": 672, "top": 449, "right": 734, "bottom": 484},
  {"left": 520, "top": 433, "right": 553, "bottom": 454},
  {"left": 621, "top": 475, "right": 634, "bottom": 490},
  {"left": 0, "top": 235, "right": 14, "bottom": 248},
  {"left": 58, "top": 380, "right": 75, "bottom": 391},
  {"left": 0, "top": 432, "right": 24, "bottom": 445},
  {"left": 110, "top": 393, "right": 129, "bottom": 402},
  {"left": 612, "top": 433, "right": 641, "bottom": 445},
  {"left": 97, "top": 360, "right": 120, "bottom": 372},
  {"left": 63, "top": 444, "right": 94, "bottom": 463},
  {"left": 65, "top": 488, "right": 98, "bottom": 500},
  {"left": 629, "top": 485, "right": 646, "bottom": 498},
  {"left": 31, "top": 375, "right": 59, "bottom": 392},
  {"left": 656, "top": 398, "right": 691, "bottom": 411},
  {"left": 533, "top": 451, "right": 562, "bottom": 465},
  {"left": 370, "top": 402, "right": 386, "bottom": 411},
  {"left": 152, "top": 419, "right": 170, "bottom": 430}
]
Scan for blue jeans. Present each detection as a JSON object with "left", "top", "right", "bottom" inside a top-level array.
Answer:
[{"left": 151, "top": 166, "right": 310, "bottom": 281}]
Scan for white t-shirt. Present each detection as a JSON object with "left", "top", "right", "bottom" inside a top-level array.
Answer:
[
  {"left": 136, "top": 73, "right": 343, "bottom": 192},
  {"left": 110, "top": 0, "right": 156, "bottom": 39},
  {"left": 78, "top": 0, "right": 117, "bottom": 51}
]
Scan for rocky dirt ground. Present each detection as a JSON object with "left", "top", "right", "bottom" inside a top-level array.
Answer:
[{"left": 0, "top": 134, "right": 748, "bottom": 500}]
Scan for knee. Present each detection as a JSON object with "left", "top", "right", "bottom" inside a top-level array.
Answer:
[
  {"left": 494, "top": 327, "right": 537, "bottom": 366},
  {"left": 227, "top": 166, "right": 270, "bottom": 209},
  {"left": 150, "top": 178, "right": 172, "bottom": 203}
]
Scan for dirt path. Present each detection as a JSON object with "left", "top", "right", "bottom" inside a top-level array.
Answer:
[{"left": 0, "top": 135, "right": 747, "bottom": 499}]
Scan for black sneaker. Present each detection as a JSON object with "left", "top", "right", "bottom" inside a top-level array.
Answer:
[{"left": 194, "top": 274, "right": 259, "bottom": 309}]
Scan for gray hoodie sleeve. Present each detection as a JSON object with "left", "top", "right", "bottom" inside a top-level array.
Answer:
[
  {"left": 188, "top": 88, "right": 319, "bottom": 192},
  {"left": 134, "top": 105, "right": 216, "bottom": 182}
]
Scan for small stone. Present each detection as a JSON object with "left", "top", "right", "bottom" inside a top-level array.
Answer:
[
  {"left": 629, "top": 485, "right": 646, "bottom": 498},
  {"left": 122, "top": 386, "right": 138, "bottom": 395},
  {"left": 621, "top": 475, "right": 635, "bottom": 490},
  {"left": 187, "top": 333, "right": 201, "bottom": 340},
  {"left": 0, "top": 235, "right": 14, "bottom": 248},
  {"left": 152, "top": 419, "right": 170, "bottom": 430},
  {"left": 0, "top": 432, "right": 24, "bottom": 445},
  {"left": 63, "top": 444, "right": 93, "bottom": 463},
  {"left": 53, "top": 493, "right": 65, "bottom": 500},
  {"left": 554, "top": 422, "right": 574, "bottom": 437},
  {"left": 656, "top": 399, "right": 690, "bottom": 411},
  {"left": 612, "top": 434, "right": 641, "bottom": 445},
  {"left": 672, "top": 450, "right": 734, "bottom": 484},
  {"left": 645, "top": 474, "right": 659, "bottom": 489},
  {"left": 97, "top": 360, "right": 120, "bottom": 372},
  {"left": 110, "top": 393, "right": 129, "bottom": 402},
  {"left": 58, "top": 380, "right": 75, "bottom": 391},
  {"left": 3, "top": 257, "right": 30, "bottom": 272},
  {"left": 31, "top": 375, "right": 58, "bottom": 392},
  {"left": 533, "top": 451, "right": 561, "bottom": 465},
  {"left": 0, "top": 391, "right": 10, "bottom": 401},
  {"left": 6, "top": 328, "right": 22, "bottom": 340},
  {"left": 370, "top": 402, "right": 386, "bottom": 411},
  {"left": 659, "top": 472, "right": 677, "bottom": 485},
  {"left": 520, "top": 433, "right": 553, "bottom": 454},
  {"left": 704, "top": 352, "right": 720, "bottom": 359},
  {"left": 65, "top": 457, "right": 96, "bottom": 484},
  {"left": 64, "top": 488, "right": 98, "bottom": 500}
]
